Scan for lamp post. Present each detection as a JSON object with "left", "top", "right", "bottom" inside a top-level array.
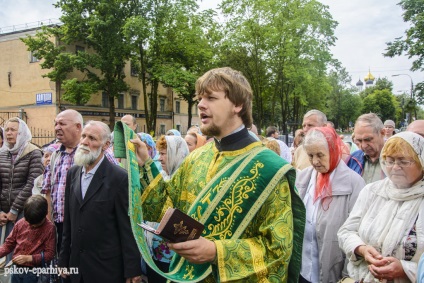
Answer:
[{"left": 392, "top": 74, "right": 414, "bottom": 123}]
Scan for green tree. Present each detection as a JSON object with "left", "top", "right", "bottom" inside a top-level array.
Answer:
[
  {"left": 124, "top": 0, "right": 212, "bottom": 134},
  {"left": 340, "top": 92, "right": 363, "bottom": 131},
  {"left": 384, "top": 0, "right": 424, "bottom": 103},
  {"left": 219, "top": 0, "right": 336, "bottom": 133},
  {"left": 326, "top": 63, "right": 353, "bottom": 130},
  {"left": 362, "top": 89, "right": 399, "bottom": 122},
  {"left": 359, "top": 77, "right": 393, "bottom": 99},
  {"left": 22, "top": 0, "right": 137, "bottom": 129},
  {"left": 159, "top": 9, "right": 218, "bottom": 130}
]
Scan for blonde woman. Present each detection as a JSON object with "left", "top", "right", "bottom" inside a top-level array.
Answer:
[{"left": 338, "top": 132, "right": 424, "bottom": 282}]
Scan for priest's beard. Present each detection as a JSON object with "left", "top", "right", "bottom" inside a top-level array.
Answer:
[
  {"left": 74, "top": 145, "right": 102, "bottom": 167},
  {"left": 200, "top": 123, "right": 220, "bottom": 138}
]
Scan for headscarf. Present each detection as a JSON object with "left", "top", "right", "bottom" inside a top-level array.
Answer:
[
  {"left": 166, "top": 129, "right": 181, "bottom": 137},
  {"left": 2, "top": 118, "right": 32, "bottom": 158},
  {"left": 44, "top": 143, "right": 60, "bottom": 154},
  {"left": 347, "top": 132, "right": 424, "bottom": 282},
  {"left": 164, "top": 136, "right": 189, "bottom": 177},
  {"left": 309, "top": 127, "right": 342, "bottom": 203},
  {"left": 137, "top": 132, "right": 157, "bottom": 159},
  {"left": 194, "top": 133, "right": 206, "bottom": 149},
  {"left": 380, "top": 131, "right": 424, "bottom": 176}
]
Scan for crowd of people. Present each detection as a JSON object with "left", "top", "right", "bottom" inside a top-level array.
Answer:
[{"left": 0, "top": 66, "right": 423, "bottom": 283}]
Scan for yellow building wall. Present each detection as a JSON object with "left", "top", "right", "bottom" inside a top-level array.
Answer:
[{"left": 0, "top": 28, "right": 200, "bottom": 137}]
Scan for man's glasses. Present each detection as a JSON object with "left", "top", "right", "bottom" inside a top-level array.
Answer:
[{"left": 382, "top": 159, "right": 415, "bottom": 168}]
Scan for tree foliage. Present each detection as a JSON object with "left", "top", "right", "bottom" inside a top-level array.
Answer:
[
  {"left": 123, "top": 0, "right": 218, "bottom": 133},
  {"left": 22, "top": 0, "right": 137, "bottom": 129},
  {"left": 384, "top": 0, "right": 424, "bottom": 102},
  {"left": 218, "top": 0, "right": 337, "bottom": 133},
  {"left": 362, "top": 89, "right": 399, "bottom": 122}
]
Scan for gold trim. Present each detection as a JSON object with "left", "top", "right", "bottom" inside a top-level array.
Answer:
[
  {"left": 247, "top": 239, "right": 269, "bottom": 282},
  {"left": 215, "top": 240, "right": 227, "bottom": 282},
  {"left": 232, "top": 164, "right": 292, "bottom": 239}
]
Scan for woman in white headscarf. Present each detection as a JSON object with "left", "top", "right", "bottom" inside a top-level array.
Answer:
[
  {"left": 338, "top": 132, "right": 424, "bottom": 283},
  {"left": 0, "top": 117, "right": 43, "bottom": 258},
  {"left": 156, "top": 135, "right": 189, "bottom": 180},
  {"left": 145, "top": 135, "right": 189, "bottom": 282}
]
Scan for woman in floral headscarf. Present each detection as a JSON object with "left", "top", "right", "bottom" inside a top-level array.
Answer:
[
  {"left": 32, "top": 143, "right": 61, "bottom": 195},
  {"left": 137, "top": 132, "right": 162, "bottom": 171},
  {"left": 0, "top": 117, "right": 43, "bottom": 258},
  {"left": 296, "top": 127, "right": 365, "bottom": 283},
  {"left": 145, "top": 135, "right": 189, "bottom": 282}
]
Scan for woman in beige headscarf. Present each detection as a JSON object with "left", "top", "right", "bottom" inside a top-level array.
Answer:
[
  {"left": 184, "top": 132, "right": 206, "bottom": 153},
  {"left": 0, "top": 117, "right": 43, "bottom": 260},
  {"left": 338, "top": 132, "right": 424, "bottom": 282}
]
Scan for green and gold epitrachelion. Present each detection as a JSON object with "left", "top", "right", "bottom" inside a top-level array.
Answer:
[{"left": 114, "top": 121, "right": 305, "bottom": 283}]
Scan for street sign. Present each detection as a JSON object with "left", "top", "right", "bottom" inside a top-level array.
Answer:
[{"left": 36, "top": 92, "right": 52, "bottom": 105}]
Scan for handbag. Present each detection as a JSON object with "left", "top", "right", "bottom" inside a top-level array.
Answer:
[
  {"left": 0, "top": 228, "right": 11, "bottom": 283},
  {"left": 38, "top": 251, "right": 50, "bottom": 283},
  {"left": 39, "top": 251, "right": 60, "bottom": 283}
]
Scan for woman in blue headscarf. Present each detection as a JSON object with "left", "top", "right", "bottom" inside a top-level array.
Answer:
[
  {"left": 165, "top": 129, "right": 181, "bottom": 137},
  {"left": 137, "top": 132, "right": 162, "bottom": 171}
]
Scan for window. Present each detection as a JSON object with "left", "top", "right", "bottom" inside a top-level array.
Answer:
[
  {"left": 76, "top": 45, "right": 85, "bottom": 54},
  {"left": 29, "top": 51, "right": 39, "bottom": 63},
  {"left": 131, "top": 95, "right": 138, "bottom": 110},
  {"left": 160, "top": 98, "right": 165, "bottom": 112},
  {"left": 130, "top": 62, "right": 138, "bottom": 77},
  {"left": 117, "top": 94, "right": 124, "bottom": 109},
  {"left": 176, "top": 124, "right": 181, "bottom": 133},
  {"left": 160, "top": 124, "right": 166, "bottom": 135},
  {"left": 102, "top": 92, "right": 109, "bottom": 108},
  {"left": 175, "top": 101, "right": 180, "bottom": 114}
]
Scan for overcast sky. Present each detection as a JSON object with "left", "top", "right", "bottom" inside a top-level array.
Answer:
[{"left": 1, "top": 0, "right": 421, "bottom": 95}]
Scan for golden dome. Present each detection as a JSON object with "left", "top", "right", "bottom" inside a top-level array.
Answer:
[{"left": 364, "top": 70, "right": 375, "bottom": 82}]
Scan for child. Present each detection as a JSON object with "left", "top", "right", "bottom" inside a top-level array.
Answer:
[{"left": 0, "top": 195, "right": 55, "bottom": 283}]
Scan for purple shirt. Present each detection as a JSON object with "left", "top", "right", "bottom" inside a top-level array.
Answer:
[{"left": 41, "top": 145, "right": 77, "bottom": 223}]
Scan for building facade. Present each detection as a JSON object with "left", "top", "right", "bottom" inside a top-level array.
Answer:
[{"left": 0, "top": 25, "right": 200, "bottom": 144}]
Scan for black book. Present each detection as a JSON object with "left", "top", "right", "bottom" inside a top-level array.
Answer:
[{"left": 138, "top": 208, "right": 204, "bottom": 243}]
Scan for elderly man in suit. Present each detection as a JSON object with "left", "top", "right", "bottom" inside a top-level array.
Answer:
[{"left": 58, "top": 120, "right": 141, "bottom": 283}]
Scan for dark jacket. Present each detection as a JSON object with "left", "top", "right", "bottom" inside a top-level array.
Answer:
[
  {"left": 0, "top": 143, "right": 43, "bottom": 213},
  {"left": 59, "top": 158, "right": 141, "bottom": 283},
  {"left": 346, "top": 149, "right": 365, "bottom": 176}
]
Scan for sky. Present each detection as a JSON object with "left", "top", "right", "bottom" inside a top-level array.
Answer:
[{"left": 0, "top": 0, "right": 421, "bottom": 95}]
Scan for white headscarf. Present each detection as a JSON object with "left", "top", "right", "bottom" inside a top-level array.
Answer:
[
  {"left": 2, "top": 118, "right": 32, "bottom": 159},
  {"left": 162, "top": 136, "right": 189, "bottom": 179},
  {"left": 352, "top": 132, "right": 424, "bottom": 282}
]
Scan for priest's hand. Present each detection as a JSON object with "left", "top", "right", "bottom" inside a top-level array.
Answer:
[
  {"left": 130, "top": 138, "right": 150, "bottom": 166},
  {"left": 168, "top": 237, "right": 216, "bottom": 264}
]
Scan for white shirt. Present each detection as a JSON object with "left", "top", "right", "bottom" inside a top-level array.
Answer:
[
  {"left": 81, "top": 156, "right": 104, "bottom": 199},
  {"left": 300, "top": 170, "right": 320, "bottom": 282}
]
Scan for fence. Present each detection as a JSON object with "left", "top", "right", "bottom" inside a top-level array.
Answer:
[
  {"left": 29, "top": 127, "right": 56, "bottom": 148},
  {"left": 0, "top": 112, "right": 55, "bottom": 148},
  {"left": 0, "top": 112, "right": 26, "bottom": 126}
]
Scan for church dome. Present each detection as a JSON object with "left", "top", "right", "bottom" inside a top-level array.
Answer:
[{"left": 364, "top": 70, "right": 375, "bottom": 84}]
